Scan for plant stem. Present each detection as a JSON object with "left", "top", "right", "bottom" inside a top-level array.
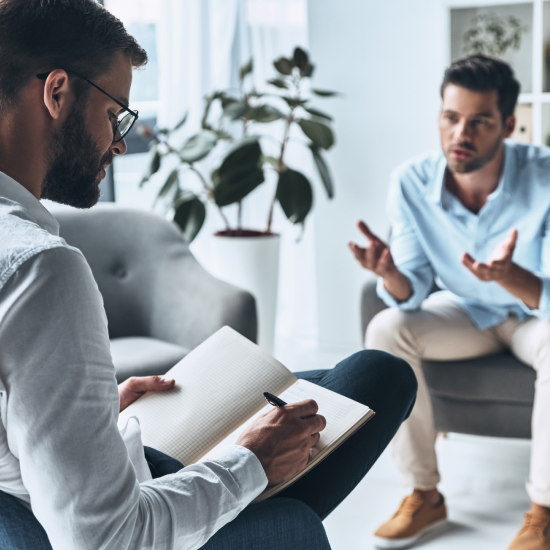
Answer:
[
  {"left": 189, "top": 164, "right": 231, "bottom": 231},
  {"left": 266, "top": 113, "right": 293, "bottom": 233}
]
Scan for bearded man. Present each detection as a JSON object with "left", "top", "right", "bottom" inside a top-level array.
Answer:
[
  {"left": 350, "top": 55, "right": 550, "bottom": 550},
  {"left": 0, "top": 1, "right": 417, "bottom": 549}
]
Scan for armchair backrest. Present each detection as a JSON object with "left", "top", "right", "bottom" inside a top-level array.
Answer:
[{"left": 53, "top": 205, "right": 191, "bottom": 340}]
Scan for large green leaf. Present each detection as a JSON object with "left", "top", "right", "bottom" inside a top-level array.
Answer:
[
  {"left": 179, "top": 130, "right": 218, "bottom": 163},
  {"left": 308, "top": 144, "right": 334, "bottom": 198},
  {"left": 173, "top": 196, "right": 206, "bottom": 243},
  {"left": 312, "top": 89, "right": 339, "bottom": 97},
  {"left": 267, "top": 78, "right": 288, "bottom": 89},
  {"left": 273, "top": 57, "right": 294, "bottom": 75},
  {"left": 139, "top": 144, "right": 161, "bottom": 187},
  {"left": 248, "top": 104, "right": 285, "bottom": 123},
  {"left": 276, "top": 168, "right": 313, "bottom": 224},
  {"left": 154, "top": 168, "right": 179, "bottom": 206},
  {"left": 303, "top": 106, "right": 332, "bottom": 121},
  {"left": 223, "top": 101, "right": 250, "bottom": 121},
  {"left": 212, "top": 139, "right": 265, "bottom": 206},
  {"left": 293, "top": 47, "right": 309, "bottom": 72},
  {"left": 302, "top": 63, "right": 315, "bottom": 78},
  {"left": 297, "top": 118, "right": 335, "bottom": 150},
  {"left": 281, "top": 96, "right": 307, "bottom": 109},
  {"left": 240, "top": 58, "right": 253, "bottom": 80}
]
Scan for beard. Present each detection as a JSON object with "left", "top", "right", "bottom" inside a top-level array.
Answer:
[
  {"left": 41, "top": 102, "right": 112, "bottom": 209},
  {"left": 445, "top": 134, "right": 503, "bottom": 174}
]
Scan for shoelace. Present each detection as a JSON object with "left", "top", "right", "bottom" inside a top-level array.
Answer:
[{"left": 519, "top": 512, "right": 550, "bottom": 539}]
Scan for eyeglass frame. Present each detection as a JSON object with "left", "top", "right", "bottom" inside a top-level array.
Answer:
[{"left": 36, "top": 68, "right": 139, "bottom": 142}]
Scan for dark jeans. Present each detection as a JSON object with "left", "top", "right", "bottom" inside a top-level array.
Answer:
[{"left": 0, "top": 351, "right": 416, "bottom": 550}]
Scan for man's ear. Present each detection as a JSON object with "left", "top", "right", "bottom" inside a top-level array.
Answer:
[
  {"left": 503, "top": 114, "right": 516, "bottom": 138},
  {"left": 43, "top": 70, "right": 73, "bottom": 120}
]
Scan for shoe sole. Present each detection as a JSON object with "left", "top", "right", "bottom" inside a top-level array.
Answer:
[{"left": 373, "top": 518, "right": 448, "bottom": 549}]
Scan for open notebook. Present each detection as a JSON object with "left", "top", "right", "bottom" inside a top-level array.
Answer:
[{"left": 119, "top": 326, "right": 375, "bottom": 500}]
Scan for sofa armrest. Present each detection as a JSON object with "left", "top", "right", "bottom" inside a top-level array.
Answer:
[{"left": 360, "top": 278, "right": 388, "bottom": 342}]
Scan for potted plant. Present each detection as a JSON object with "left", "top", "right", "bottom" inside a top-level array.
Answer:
[{"left": 139, "top": 47, "right": 338, "bottom": 351}]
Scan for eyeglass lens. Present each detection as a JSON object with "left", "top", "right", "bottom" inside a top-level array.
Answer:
[{"left": 115, "top": 112, "right": 136, "bottom": 141}]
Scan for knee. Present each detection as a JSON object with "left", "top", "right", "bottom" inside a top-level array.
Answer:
[
  {"left": 266, "top": 499, "right": 330, "bottom": 548},
  {"left": 343, "top": 350, "right": 418, "bottom": 408},
  {"left": 365, "top": 307, "right": 413, "bottom": 351}
]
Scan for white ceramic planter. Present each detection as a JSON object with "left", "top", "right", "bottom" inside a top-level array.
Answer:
[{"left": 209, "top": 234, "right": 280, "bottom": 353}]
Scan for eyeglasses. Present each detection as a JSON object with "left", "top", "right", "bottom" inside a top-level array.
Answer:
[{"left": 37, "top": 69, "right": 139, "bottom": 142}]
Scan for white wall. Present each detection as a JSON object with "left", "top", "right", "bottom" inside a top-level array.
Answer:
[{"left": 308, "top": 0, "right": 449, "bottom": 350}]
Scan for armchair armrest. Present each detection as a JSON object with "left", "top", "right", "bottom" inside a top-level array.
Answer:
[
  {"left": 150, "top": 247, "right": 257, "bottom": 350},
  {"left": 360, "top": 278, "right": 388, "bottom": 342}
]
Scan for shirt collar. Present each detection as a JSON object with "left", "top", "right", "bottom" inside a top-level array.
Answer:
[
  {"left": 424, "top": 142, "right": 514, "bottom": 205},
  {"left": 0, "top": 171, "right": 60, "bottom": 236}
]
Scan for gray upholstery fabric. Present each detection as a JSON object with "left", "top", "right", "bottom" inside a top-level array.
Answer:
[
  {"left": 50, "top": 204, "right": 257, "bottom": 380},
  {"left": 110, "top": 337, "right": 189, "bottom": 383},
  {"left": 360, "top": 279, "right": 534, "bottom": 439}
]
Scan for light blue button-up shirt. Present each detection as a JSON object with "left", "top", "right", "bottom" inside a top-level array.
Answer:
[{"left": 377, "top": 141, "right": 550, "bottom": 330}]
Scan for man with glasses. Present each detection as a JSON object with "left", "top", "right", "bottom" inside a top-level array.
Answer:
[{"left": 0, "top": 1, "right": 417, "bottom": 549}]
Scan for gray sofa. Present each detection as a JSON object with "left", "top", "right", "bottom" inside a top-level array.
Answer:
[
  {"left": 52, "top": 204, "right": 257, "bottom": 382},
  {"left": 361, "top": 279, "right": 535, "bottom": 439}
]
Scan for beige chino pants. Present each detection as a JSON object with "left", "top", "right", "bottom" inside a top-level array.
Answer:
[{"left": 366, "top": 295, "right": 550, "bottom": 506}]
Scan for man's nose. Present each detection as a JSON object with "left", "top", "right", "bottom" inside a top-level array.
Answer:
[
  {"left": 455, "top": 119, "right": 471, "bottom": 141},
  {"left": 111, "top": 138, "right": 127, "bottom": 156}
]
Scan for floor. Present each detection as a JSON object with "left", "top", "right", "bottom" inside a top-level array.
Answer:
[{"left": 274, "top": 344, "right": 533, "bottom": 550}]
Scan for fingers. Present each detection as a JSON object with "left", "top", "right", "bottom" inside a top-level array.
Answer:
[
  {"left": 461, "top": 253, "right": 491, "bottom": 280},
  {"left": 304, "top": 413, "right": 327, "bottom": 435},
  {"left": 290, "top": 398, "right": 319, "bottom": 417},
  {"left": 357, "top": 221, "right": 381, "bottom": 244},
  {"left": 504, "top": 228, "right": 518, "bottom": 254},
  {"left": 310, "top": 432, "right": 321, "bottom": 447},
  {"left": 126, "top": 376, "right": 175, "bottom": 392}
]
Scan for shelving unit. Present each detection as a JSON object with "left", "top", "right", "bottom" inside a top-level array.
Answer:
[{"left": 449, "top": 0, "right": 550, "bottom": 146}]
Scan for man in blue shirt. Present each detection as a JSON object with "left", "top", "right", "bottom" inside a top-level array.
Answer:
[{"left": 350, "top": 56, "right": 550, "bottom": 550}]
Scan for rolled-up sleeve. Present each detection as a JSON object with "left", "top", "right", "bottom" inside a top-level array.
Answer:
[
  {"left": 376, "top": 171, "right": 434, "bottom": 310},
  {"left": 519, "top": 214, "right": 550, "bottom": 318},
  {"left": 0, "top": 247, "right": 267, "bottom": 550}
]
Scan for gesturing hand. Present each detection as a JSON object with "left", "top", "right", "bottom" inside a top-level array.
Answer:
[
  {"left": 462, "top": 228, "right": 518, "bottom": 282},
  {"left": 236, "top": 399, "right": 327, "bottom": 486},
  {"left": 118, "top": 376, "right": 176, "bottom": 412},
  {"left": 348, "top": 221, "right": 397, "bottom": 277}
]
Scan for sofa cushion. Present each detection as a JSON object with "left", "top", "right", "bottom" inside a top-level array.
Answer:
[
  {"left": 422, "top": 352, "right": 535, "bottom": 405},
  {"left": 111, "top": 337, "right": 189, "bottom": 383}
]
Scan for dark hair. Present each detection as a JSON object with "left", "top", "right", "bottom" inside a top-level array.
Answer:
[
  {"left": 440, "top": 55, "right": 520, "bottom": 122},
  {"left": 0, "top": 0, "right": 147, "bottom": 112}
]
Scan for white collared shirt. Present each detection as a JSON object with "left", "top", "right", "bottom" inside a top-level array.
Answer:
[{"left": 0, "top": 171, "right": 267, "bottom": 549}]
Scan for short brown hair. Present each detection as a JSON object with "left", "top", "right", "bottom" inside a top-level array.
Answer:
[
  {"left": 0, "top": 0, "right": 147, "bottom": 111},
  {"left": 441, "top": 55, "right": 520, "bottom": 122}
]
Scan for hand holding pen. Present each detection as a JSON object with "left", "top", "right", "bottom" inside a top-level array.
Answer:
[{"left": 235, "top": 392, "right": 326, "bottom": 486}]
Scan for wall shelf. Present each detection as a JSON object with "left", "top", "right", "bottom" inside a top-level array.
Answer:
[{"left": 449, "top": 0, "right": 550, "bottom": 145}]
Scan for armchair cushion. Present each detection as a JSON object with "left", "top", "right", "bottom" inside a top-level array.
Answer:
[{"left": 111, "top": 337, "right": 189, "bottom": 383}]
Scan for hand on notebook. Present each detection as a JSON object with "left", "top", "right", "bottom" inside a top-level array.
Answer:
[
  {"left": 118, "top": 376, "right": 176, "bottom": 412},
  {"left": 236, "top": 399, "right": 327, "bottom": 486}
]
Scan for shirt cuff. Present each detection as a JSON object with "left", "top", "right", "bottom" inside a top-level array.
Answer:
[
  {"left": 201, "top": 445, "right": 268, "bottom": 502},
  {"left": 376, "top": 273, "right": 423, "bottom": 310},
  {"left": 519, "top": 275, "right": 550, "bottom": 318}
]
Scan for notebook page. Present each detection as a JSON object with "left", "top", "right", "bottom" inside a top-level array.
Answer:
[
  {"left": 119, "top": 327, "right": 297, "bottom": 465},
  {"left": 205, "top": 379, "right": 371, "bottom": 463}
]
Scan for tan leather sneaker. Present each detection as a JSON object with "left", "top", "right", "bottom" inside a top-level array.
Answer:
[
  {"left": 507, "top": 509, "right": 550, "bottom": 550},
  {"left": 373, "top": 492, "right": 448, "bottom": 548}
]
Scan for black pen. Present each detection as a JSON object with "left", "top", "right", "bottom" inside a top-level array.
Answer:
[{"left": 263, "top": 392, "right": 287, "bottom": 407}]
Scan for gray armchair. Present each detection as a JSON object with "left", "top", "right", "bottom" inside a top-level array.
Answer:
[
  {"left": 52, "top": 204, "right": 257, "bottom": 382},
  {"left": 361, "top": 279, "right": 535, "bottom": 439}
]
